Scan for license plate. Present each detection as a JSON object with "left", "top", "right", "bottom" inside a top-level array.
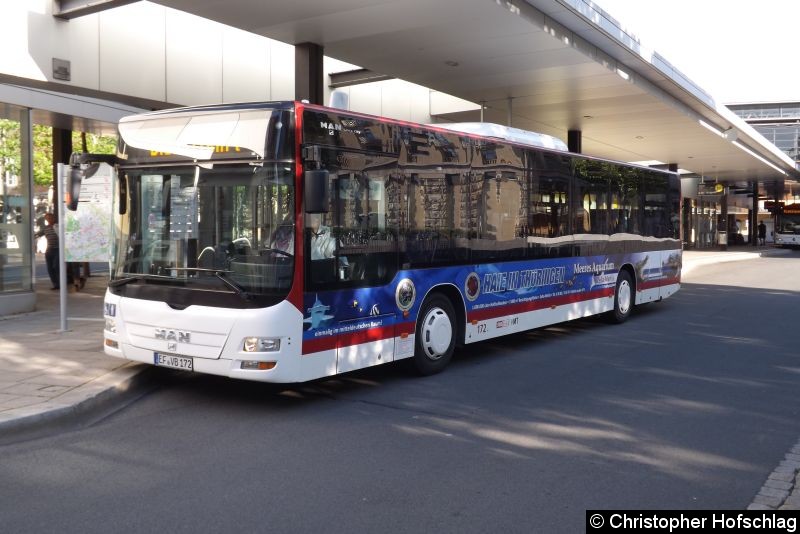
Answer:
[{"left": 153, "top": 352, "right": 193, "bottom": 371}]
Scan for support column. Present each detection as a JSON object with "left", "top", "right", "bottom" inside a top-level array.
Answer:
[
  {"left": 568, "top": 130, "right": 582, "bottom": 154},
  {"left": 295, "top": 42, "right": 324, "bottom": 105},
  {"left": 52, "top": 128, "right": 72, "bottom": 208},
  {"left": 507, "top": 97, "right": 513, "bottom": 127},
  {"left": 750, "top": 182, "right": 758, "bottom": 247},
  {"left": 719, "top": 186, "right": 728, "bottom": 250},
  {"left": 52, "top": 127, "right": 75, "bottom": 295},
  {"left": 682, "top": 198, "right": 692, "bottom": 248}
]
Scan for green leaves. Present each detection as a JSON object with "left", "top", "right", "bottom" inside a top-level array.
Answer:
[{"left": 0, "top": 120, "right": 116, "bottom": 187}]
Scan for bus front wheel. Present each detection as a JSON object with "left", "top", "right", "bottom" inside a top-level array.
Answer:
[
  {"left": 412, "top": 294, "right": 456, "bottom": 375},
  {"left": 610, "top": 270, "right": 634, "bottom": 324}
]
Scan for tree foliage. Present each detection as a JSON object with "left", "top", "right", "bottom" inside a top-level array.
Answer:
[
  {"left": 0, "top": 119, "right": 21, "bottom": 181},
  {"left": 0, "top": 119, "right": 117, "bottom": 187}
]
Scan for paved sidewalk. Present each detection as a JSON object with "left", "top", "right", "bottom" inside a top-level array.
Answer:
[
  {"left": 680, "top": 244, "right": 791, "bottom": 276},
  {"left": 0, "top": 246, "right": 797, "bottom": 510},
  {"left": 0, "top": 272, "right": 145, "bottom": 434}
]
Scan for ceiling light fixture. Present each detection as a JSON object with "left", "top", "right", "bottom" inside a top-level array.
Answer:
[
  {"left": 698, "top": 119, "right": 725, "bottom": 138},
  {"left": 732, "top": 141, "right": 787, "bottom": 176},
  {"left": 722, "top": 128, "right": 737, "bottom": 142}
]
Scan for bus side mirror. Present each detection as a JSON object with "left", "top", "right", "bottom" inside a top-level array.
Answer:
[
  {"left": 66, "top": 153, "right": 120, "bottom": 211},
  {"left": 65, "top": 164, "right": 89, "bottom": 211},
  {"left": 118, "top": 173, "right": 127, "bottom": 215},
  {"left": 304, "top": 169, "right": 329, "bottom": 214}
]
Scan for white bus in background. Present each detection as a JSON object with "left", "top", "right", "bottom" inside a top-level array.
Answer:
[{"left": 774, "top": 203, "right": 800, "bottom": 248}]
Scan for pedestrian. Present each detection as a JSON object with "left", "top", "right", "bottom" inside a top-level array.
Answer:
[
  {"left": 73, "top": 262, "right": 87, "bottom": 290},
  {"left": 35, "top": 213, "right": 61, "bottom": 290},
  {"left": 758, "top": 220, "right": 767, "bottom": 246}
]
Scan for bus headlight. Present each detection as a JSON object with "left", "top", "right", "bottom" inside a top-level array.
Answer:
[
  {"left": 105, "top": 318, "right": 117, "bottom": 333},
  {"left": 243, "top": 337, "right": 280, "bottom": 352}
]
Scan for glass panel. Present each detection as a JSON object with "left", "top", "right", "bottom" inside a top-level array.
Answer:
[
  {"left": 573, "top": 158, "right": 610, "bottom": 234},
  {"left": 306, "top": 149, "right": 399, "bottom": 289},
  {"left": 470, "top": 169, "right": 526, "bottom": 261},
  {"left": 527, "top": 152, "right": 571, "bottom": 258},
  {"left": 0, "top": 113, "right": 33, "bottom": 294},
  {"left": 610, "top": 167, "right": 642, "bottom": 235},
  {"left": 113, "top": 163, "right": 295, "bottom": 296},
  {"left": 780, "top": 105, "right": 800, "bottom": 119},
  {"left": 642, "top": 170, "right": 680, "bottom": 239}
]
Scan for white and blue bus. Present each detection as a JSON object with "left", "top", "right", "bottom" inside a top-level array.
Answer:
[{"left": 96, "top": 101, "right": 681, "bottom": 382}]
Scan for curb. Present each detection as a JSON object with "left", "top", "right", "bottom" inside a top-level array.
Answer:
[
  {"left": 747, "top": 439, "right": 800, "bottom": 510},
  {"left": 0, "top": 363, "right": 154, "bottom": 443}
]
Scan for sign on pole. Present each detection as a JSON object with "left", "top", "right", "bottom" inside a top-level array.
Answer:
[{"left": 64, "top": 163, "right": 113, "bottom": 262}]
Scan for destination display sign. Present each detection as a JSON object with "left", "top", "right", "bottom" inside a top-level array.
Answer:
[
  {"left": 783, "top": 204, "right": 800, "bottom": 215},
  {"left": 121, "top": 144, "right": 260, "bottom": 165}
]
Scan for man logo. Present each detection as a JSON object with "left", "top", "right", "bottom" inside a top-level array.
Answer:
[{"left": 154, "top": 329, "right": 191, "bottom": 343}]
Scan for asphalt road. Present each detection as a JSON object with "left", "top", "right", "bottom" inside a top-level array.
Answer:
[{"left": 1, "top": 254, "right": 799, "bottom": 533}]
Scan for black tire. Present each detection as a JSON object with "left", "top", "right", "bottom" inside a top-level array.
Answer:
[
  {"left": 411, "top": 294, "right": 456, "bottom": 375},
  {"left": 610, "top": 270, "right": 634, "bottom": 324}
]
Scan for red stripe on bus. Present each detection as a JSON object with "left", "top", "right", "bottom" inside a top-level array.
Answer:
[
  {"left": 396, "top": 321, "right": 415, "bottom": 336},
  {"left": 638, "top": 276, "right": 681, "bottom": 290},
  {"left": 287, "top": 103, "right": 306, "bottom": 312},
  {"left": 467, "top": 287, "right": 614, "bottom": 322},
  {"left": 302, "top": 321, "right": 417, "bottom": 355},
  {"left": 302, "top": 323, "right": 397, "bottom": 355}
]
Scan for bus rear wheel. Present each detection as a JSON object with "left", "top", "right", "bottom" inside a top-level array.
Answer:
[
  {"left": 412, "top": 294, "right": 456, "bottom": 375},
  {"left": 610, "top": 270, "right": 634, "bottom": 324}
]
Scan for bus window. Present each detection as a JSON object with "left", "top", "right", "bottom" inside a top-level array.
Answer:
[
  {"left": 528, "top": 152, "right": 571, "bottom": 258},
  {"left": 573, "top": 158, "right": 610, "bottom": 235},
  {"left": 306, "top": 152, "right": 399, "bottom": 290},
  {"left": 642, "top": 170, "right": 679, "bottom": 239},
  {"left": 471, "top": 170, "right": 526, "bottom": 262},
  {"left": 610, "top": 167, "right": 642, "bottom": 235},
  {"left": 402, "top": 170, "right": 466, "bottom": 267}
]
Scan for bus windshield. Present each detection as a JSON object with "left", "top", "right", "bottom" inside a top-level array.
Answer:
[
  {"left": 777, "top": 210, "right": 800, "bottom": 234},
  {"left": 112, "top": 162, "right": 295, "bottom": 298}
]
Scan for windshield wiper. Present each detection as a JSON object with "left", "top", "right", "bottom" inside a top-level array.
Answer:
[
  {"left": 170, "top": 268, "right": 252, "bottom": 301},
  {"left": 109, "top": 274, "right": 173, "bottom": 287}
]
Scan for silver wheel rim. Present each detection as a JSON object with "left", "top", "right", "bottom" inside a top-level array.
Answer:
[
  {"left": 420, "top": 306, "right": 453, "bottom": 360},
  {"left": 617, "top": 279, "right": 631, "bottom": 315}
]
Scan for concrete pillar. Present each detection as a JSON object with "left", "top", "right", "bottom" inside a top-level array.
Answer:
[
  {"left": 719, "top": 185, "right": 728, "bottom": 250},
  {"left": 52, "top": 128, "right": 72, "bottom": 211},
  {"left": 295, "top": 42, "right": 324, "bottom": 105},
  {"left": 682, "top": 198, "right": 692, "bottom": 248},
  {"left": 750, "top": 182, "right": 758, "bottom": 247},
  {"left": 567, "top": 130, "right": 581, "bottom": 154}
]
